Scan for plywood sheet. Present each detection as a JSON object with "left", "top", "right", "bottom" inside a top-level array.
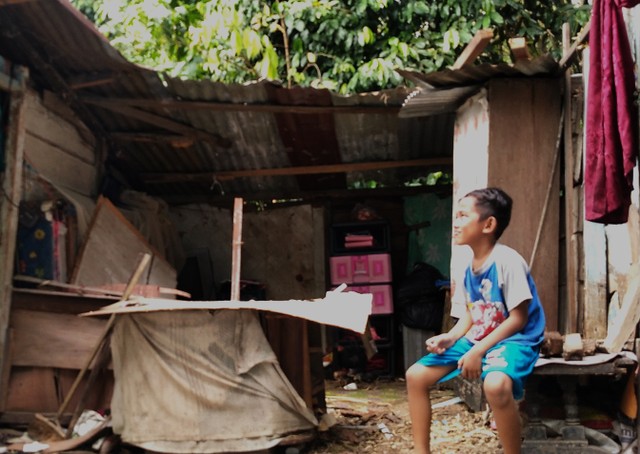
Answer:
[
  {"left": 24, "top": 133, "right": 98, "bottom": 197},
  {"left": 24, "top": 90, "right": 95, "bottom": 164},
  {"left": 487, "top": 78, "right": 562, "bottom": 330},
  {"left": 5, "top": 367, "right": 59, "bottom": 412},
  {"left": 10, "top": 309, "right": 108, "bottom": 369},
  {"left": 71, "top": 196, "right": 176, "bottom": 289}
]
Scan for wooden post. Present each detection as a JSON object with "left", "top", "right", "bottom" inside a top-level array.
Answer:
[
  {"left": 0, "top": 65, "right": 29, "bottom": 411},
  {"left": 452, "top": 29, "right": 494, "bottom": 70},
  {"left": 563, "top": 23, "right": 579, "bottom": 334},
  {"left": 230, "top": 198, "right": 243, "bottom": 301}
]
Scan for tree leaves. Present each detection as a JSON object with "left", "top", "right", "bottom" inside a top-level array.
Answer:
[{"left": 71, "top": 0, "right": 590, "bottom": 94}]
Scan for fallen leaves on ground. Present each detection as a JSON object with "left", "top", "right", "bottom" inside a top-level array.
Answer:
[{"left": 305, "top": 379, "right": 501, "bottom": 453}]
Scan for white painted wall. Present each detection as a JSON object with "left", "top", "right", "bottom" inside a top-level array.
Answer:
[{"left": 450, "top": 90, "right": 490, "bottom": 291}]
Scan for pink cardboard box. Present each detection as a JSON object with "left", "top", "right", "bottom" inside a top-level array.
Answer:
[
  {"left": 348, "top": 284, "right": 394, "bottom": 315},
  {"left": 329, "top": 253, "right": 392, "bottom": 285}
]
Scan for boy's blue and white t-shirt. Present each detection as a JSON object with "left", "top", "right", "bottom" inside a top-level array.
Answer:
[{"left": 451, "top": 243, "right": 545, "bottom": 347}]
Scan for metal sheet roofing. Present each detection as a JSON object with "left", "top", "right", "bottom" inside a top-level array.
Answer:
[{"left": 0, "top": 0, "right": 562, "bottom": 204}]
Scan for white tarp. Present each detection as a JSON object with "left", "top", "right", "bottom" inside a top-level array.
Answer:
[{"left": 110, "top": 309, "right": 318, "bottom": 453}]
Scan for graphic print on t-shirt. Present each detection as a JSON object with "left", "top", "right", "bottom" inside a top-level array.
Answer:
[{"left": 466, "top": 277, "right": 508, "bottom": 341}]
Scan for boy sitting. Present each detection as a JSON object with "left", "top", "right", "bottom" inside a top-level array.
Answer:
[{"left": 406, "top": 187, "right": 546, "bottom": 454}]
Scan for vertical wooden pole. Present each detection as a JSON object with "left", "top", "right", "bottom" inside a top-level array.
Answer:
[
  {"left": 230, "top": 198, "right": 243, "bottom": 301},
  {"left": 562, "top": 23, "right": 579, "bottom": 334},
  {"left": 0, "top": 66, "right": 29, "bottom": 411},
  {"left": 575, "top": 26, "right": 608, "bottom": 339}
]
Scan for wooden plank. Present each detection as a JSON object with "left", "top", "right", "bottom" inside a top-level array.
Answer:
[
  {"left": 0, "top": 65, "right": 28, "bottom": 412},
  {"left": 0, "top": 0, "right": 36, "bottom": 5},
  {"left": 487, "top": 78, "right": 562, "bottom": 330},
  {"left": 263, "top": 315, "right": 313, "bottom": 408},
  {"left": 141, "top": 158, "right": 453, "bottom": 184},
  {"left": 10, "top": 309, "right": 109, "bottom": 369},
  {"left": 5, "top": 367, "right": 59, "bottom": 413},
  {"left": 56, "top": 368, "right": 113, "bottom": 416},
  {"left": 602, "top": 264, "right": 640, "bottom": 352},
  {"left": 12, "top": 288, "right": 118, "bottom": 313},
  {"left": 563, "top": 23, "right": 579, "bottom": 333},
  {"left": 67, "top": 72, "right": 116, "bottom": 90},
  {"left": 71, "top": 196, "right": 177, "bottom": 289},
  {"left": 508, "top": 37, "right": 531, "bottom": 62},
  {"left": 558, "top": 21, "right": 591, "bottom": 73},
  {"left": 83, "top": 101, "right": 230, "bottom": 148},
  {"left": 24, "top": 90, "right": 96, "bottom": 164},
  {"left": 583, "top": 222, "right": 608, "bottom": 338},
  {"left": 81, "top": 96, "right": 401, "bottom": 115},
  {"left": 24, "top": 133, "right": 98, "bottom": 197},
  {"left": 13, "top": 275, "right": 189, "bottom": 299},
  {"left": 230, "top": 198, "right": 243, "bottom": 301},
  {"left": 452, "top": 29, "right": 494, "bottom": 70},
  {"left": 41, "top": 91, "right": 96, "bottom": 149}
]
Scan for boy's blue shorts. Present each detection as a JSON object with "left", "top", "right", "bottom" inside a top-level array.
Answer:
[{"left": 415, "top": 337, "right": 540, "bottom": 400}]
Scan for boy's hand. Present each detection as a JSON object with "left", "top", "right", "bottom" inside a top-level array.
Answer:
[
  {"left": 458, "top": 348, "right": 483, "bottom": 379},
  {"left": 425, "top": 333, "right": 455, "bottom": 354}
]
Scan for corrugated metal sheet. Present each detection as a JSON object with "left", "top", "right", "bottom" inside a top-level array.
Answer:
[
  {"left": 0, "top": 0, "right": 560, "bottom": 203},
  {"left": 399, "top": 56, "right": 560, "bottom": 117}
]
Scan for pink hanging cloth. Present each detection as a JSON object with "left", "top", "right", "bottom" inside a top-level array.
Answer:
[{"left": 585, "top": 0, "right": 640, "bottom": 224}]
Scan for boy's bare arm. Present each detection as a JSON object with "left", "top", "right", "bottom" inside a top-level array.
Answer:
[{"left": 426, "top": 309, "right": 472, "bottom": 354}]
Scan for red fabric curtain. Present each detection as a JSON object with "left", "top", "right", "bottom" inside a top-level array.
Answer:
[{"left": 585, "top": 0, "right": 640, "bottom": 224}]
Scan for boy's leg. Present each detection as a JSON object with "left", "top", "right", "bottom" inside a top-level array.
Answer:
[
  {"left": 484, "top": 371, "right": 521, "bottom": 454},
  {"left": 406, "top": 363, "right": 455, "bottom": 454}
]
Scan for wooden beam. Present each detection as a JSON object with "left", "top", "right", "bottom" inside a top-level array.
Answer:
[
  {"left": 230, "top": 198, "right": 243, "bottom": 301},
  {"left": 110, "top": 132, "right": 195, "bottom": 147},
  {"left": 159, "top": 183, "right": 453, "bottom": 206},
  {"left": 558, "top": 21, "right": 591, "bottom": 73},
  {"left": 67, "top": 72, "right": 117, "bottom": 90},
  {"left": 508, "top": 37, "right": 531, "bottom": 63},
  {"left": 0, "top": 0, "right": 36, "bottom": 5},
  {"left": 563, "top": 22, "right": 579, "bottom": 334},
  {"left": 80, "top": 96, "right": 401, "bottom": 115},
  {"left": 602, "top": 264, "right": 640, "bottom": 353},
  {"left": 452, "top": 29, "right": 494, "bottom": 70},
  {"left": 84, "top": 100, "right": 231, "bottom": 148},
  {"left": 140, "top": 157, "right": 453, "bottom": 184},
  {"left": 0, "top": 65, "right": 28, "bottom": 412}
]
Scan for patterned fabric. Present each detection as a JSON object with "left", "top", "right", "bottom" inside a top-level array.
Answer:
[
  {"left": 417, "top": 337, "right": 540, "bottom": 399},
  {"left": 451, "top": 244, "right": 546, "bottom": 347},
  {"left": 16, "top": 216, "right": 54, "bottom": 279}
]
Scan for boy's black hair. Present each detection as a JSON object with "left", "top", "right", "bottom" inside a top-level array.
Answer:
[{"left": 464, "top": 187, "right": 512, "bottom": 240}]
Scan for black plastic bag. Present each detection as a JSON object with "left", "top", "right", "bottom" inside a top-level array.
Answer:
[{"left": 396, "top": 262, "right": 446, "bottom": 331}]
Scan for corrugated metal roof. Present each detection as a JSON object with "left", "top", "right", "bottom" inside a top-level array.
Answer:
[{"left": 0, "top": 0, "right": 560, "bottom": 204}]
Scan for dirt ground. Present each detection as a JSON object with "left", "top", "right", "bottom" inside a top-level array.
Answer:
[{"left": 303, "top": 378, "right": 501, "bottom": 453}]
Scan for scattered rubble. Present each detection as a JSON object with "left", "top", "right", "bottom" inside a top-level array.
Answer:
[{"left": 305, "top": 378, "right": 501, "bottom": 453}]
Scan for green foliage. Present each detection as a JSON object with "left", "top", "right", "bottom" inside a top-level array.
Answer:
[
  {"left": 71, "top": 0, "right": 590, "bottom": 94},
  {"left": 405, "top": 171, "right": 453, "bottom": 187}
]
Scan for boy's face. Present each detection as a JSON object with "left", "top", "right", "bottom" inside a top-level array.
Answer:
[{"left": 453, "top": 196, "right": 487, "bottom": 246}]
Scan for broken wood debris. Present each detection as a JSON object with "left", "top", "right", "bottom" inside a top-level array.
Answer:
[{"left": 541, "top": 331, "right": 607, "bottom": 361}]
